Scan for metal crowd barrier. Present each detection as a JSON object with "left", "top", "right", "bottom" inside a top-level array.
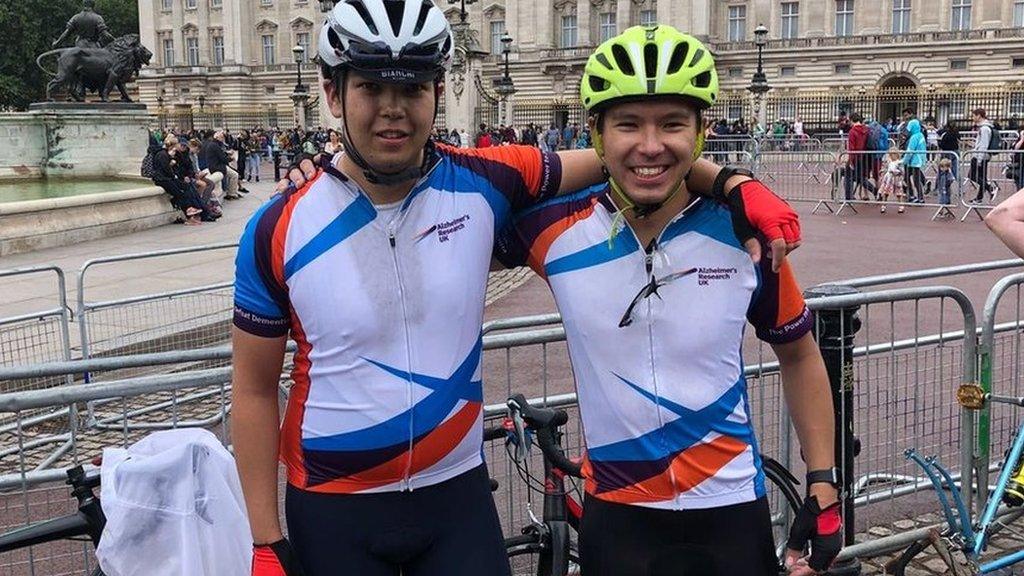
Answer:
[
  {"left": 76, "top": 243, "right": 239, "bottom": 437},
  {"left": 0, "top": 266, "right": 75, "bottom": 479},
  {"left": 958, "top": 149, "right": 1024, "bottom": 222}
]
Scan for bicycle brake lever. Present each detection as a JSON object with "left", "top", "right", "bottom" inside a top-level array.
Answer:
[{"left": 507, "top": 398, "right": 529, "bottom": 463}]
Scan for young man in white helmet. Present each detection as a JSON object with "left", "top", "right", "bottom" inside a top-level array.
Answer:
[
  {"left": 495, "top": 26, "right": 841, "bottom": 576},
  {"left": 235, "top": 2, "right": 805, "bottom": 575}
]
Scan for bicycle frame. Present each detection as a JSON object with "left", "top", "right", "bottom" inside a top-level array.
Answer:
[{"left": 905, "top": 416, "right": 1024, "bottom": 573}]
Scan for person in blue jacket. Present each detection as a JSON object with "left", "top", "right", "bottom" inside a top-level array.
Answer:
[{"left": 902, "top": 119, "right": 927, "bottom": 203}]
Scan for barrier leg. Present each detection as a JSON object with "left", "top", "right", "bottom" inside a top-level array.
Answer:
[
  {"left": 836, "top": 201, "right": 858, "bottom": 216},
  {"left": 813, "top": 200, "right": 836, "bottom": 215},
  {"left": 804, "top": 284, "right": 863, "bottom": 576}
]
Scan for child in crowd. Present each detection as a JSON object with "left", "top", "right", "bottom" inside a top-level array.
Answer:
[
  {"left": 935, "top": 157, "right": 955, "bottom": 207},
  {"left": 879, "top": 148, "right": 906, "bottom": 214}
]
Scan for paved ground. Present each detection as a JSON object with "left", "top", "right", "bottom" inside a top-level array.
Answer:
[{"left": 4, "top": 165, "right": 1024, "bottom": 574}]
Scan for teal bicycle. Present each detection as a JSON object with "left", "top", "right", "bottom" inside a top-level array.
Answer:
[{"left": 887, "top": 385, "right": 1024, "bottom": 575}]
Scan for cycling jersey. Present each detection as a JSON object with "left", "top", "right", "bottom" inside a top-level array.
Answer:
[
  {"left": 233, "top": 144, "right": 561, "bottom": 494},
  {"left": 495, "top": 185, "right": 811, "bottom": 510}
]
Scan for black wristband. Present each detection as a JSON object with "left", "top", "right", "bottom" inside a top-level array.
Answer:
[
  {"left": 710, "top": 166, "right": 755, "bottom": 202},
  {"left": 806, "top": 467, "right": 842, "bottom": 488}
]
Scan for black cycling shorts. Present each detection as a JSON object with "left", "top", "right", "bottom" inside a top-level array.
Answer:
[
  {"left": 579, "top": 495, "right": 778, "bottom": 576},
  {"left": 285, "top": 464, "right": 511, "bottom": 576}
]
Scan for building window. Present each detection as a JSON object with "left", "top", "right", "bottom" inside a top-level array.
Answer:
[
  {"left": 780, "top": 2, "right": 799, "bottom": 39},
  {"left": 262, "top": 34, "right": 276, "bottom": 65},
  {"left": 950, "top": 58, "right": 967, "bottom": 70},
  {"left": 834, "top": 63, "right": 851, "bottom": 74},
  {"left": 728, "top": 5, "right": 746, "bottom": 42},
  {"left": 1014, "top": 0, "right": 1024, "bottom": 27},
  {"left": 161, "top": 0, "right": 172, "bottom": 10},
  {"left": 727, "top": 103, "right": 744, "bottom": 120},
  {"left": 599, "top": 12, "right": 617, "bottom": 42},
  {"left": 162, "top": 38, "right": 174, "bottom": 66},
  {"left": 835, "top": 0, "right": 854, "bottom": 37},
  {"left": 266, "top": 86, "right": 275, "bottom": 94},
  {"left": 951, "top": 0, "right": 971, "bottom": 31},
  {"left": 186, "top": 37, "right": 199, "bottom": 66},
  {"left": 260, "top": 0, "right": 272, "bottom": 5},
  {"left": 296, "top": 32, "right": 310, "bottom": 62},
  {"left": 212, "top": 36, "right": 224, "bottom": 65},
  {"left": 780, "top": 65, "right": 795, "bottom": 77},
  {"left": 640, "top": 9, "right": 657, "bottom": 26},
  {"left": 728, "top": 66, "right": 744, "bottom": 78},
  {"left": 490, "top": 20, "right": 504, "bottom": 55},
  {"left": 561, "top": 14, "right": 578, "bottom": 48},
  {"left": 185, "top": 0, "right": 197, "bottom": 8},
  {"left": 211, "top": 0, "right": 222, "bottom": 7},
  {"left": 892, "top": 0, "right": 910, "bottom": 34},
  {"left": 1013, "top": 57, "right": 1024, "bottom": 68}
]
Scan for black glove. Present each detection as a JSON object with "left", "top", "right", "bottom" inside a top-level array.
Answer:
[
  {"left": 786, "top": 496, "right": 842, "bottom": 572},
  {"left": 252, "top": 538, "right": 305, "bottom": 576}
]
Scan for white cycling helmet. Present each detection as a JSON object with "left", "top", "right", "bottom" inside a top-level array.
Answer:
[{"left": 319, "top": 0, "right": 453, "bottom": 84}]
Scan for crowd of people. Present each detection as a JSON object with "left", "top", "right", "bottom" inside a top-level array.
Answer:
[
  {"left": 836, "top": 107, "right": 1024, "bottom": 213},
  {"left": 431, "top": 122, "right": 594, "bottom": 151}
]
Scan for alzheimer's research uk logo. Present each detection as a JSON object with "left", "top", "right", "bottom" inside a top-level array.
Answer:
[
  {"left": 696, "top": 266, "right": 738, "bottom": 286},
  {"left": 415, "top": 214, "right": 471, "bottom": 243}
]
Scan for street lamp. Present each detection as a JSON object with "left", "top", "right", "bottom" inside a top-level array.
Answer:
[
  {"left": 292, "top": 44, "right": 306, "bottom": 93},
  {"left": 493, "top": 31, "right": 515, "bottom": 125},
  {"left": 197, "top": 94, "right": 205, "bottom": 110},
  {"left": 747, "top": 24, "right": 771, "bottom": 130},
  {"left": 448, "top": 0, "right": 478, "bottom": 23}
]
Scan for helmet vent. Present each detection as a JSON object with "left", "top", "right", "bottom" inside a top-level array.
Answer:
[
  {"left": 689, "top": 48, "right": 705, "bottom": 68},
  {"left": 667, "top": 42, "right": 689, "bottom": 74},
  {"left": 349, "top": 0, "right": 378, "bottom": 35},
  {"left": 595, "top": 52, "right": 613, "bottom": 70},
  {"left": 693, "top": 70, "right": 712, "bottom": 88},
  {"left": 643, "top": 43, "right": 658, "bottom": 79},
  {"left": 588, "top": 75, "right": 608, "bottom": 94},
  {"left": 413, "top": 0, "right": 431, "bottom": 36},
  {"left": 384, "top": 0, "right": 405, "bottom": 38},
  {"left": 611, "top": 44, "right": 635, "bottom": 76}
]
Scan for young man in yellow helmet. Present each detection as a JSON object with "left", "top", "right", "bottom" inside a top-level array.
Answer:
[{"left": 495, "top": 25, "right": 841, "bottom": 575}]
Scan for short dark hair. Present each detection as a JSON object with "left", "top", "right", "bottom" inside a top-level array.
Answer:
[
  {"left": 850, "top": 113, "right": 863, "bottom": 123},
  {"left": 972, "top": 108, "right": 987, "bottom": 118}
]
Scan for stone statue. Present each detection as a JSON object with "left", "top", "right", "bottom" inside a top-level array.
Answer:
[
  {"left": 37, "top": 34, "right": 152, "bottom": 102},
  {"left": 52, "top": 0, "right": 116, "bottom": 49}
]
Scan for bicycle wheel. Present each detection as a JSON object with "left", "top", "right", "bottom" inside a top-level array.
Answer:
[
  {"left": 762, "top": 457, "right": 803, "bottom": 567},
  {"left": 506, "top": 534, "right": 581, "bottom": 576}
]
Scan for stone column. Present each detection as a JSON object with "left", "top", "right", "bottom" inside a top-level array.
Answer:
[
  {"left": 139, "top": 0, "right": 157, "bottom": 56},
  {"left": 616, "top": 0, "right": 631, "bottom": 36},
  {"left": 577, "top": 0, "right": 592, "bottom": 47}
]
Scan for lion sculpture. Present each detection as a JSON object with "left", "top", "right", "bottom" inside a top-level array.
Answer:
[{"left": 37, "top": 34, "right": 152, "bottom": 102}]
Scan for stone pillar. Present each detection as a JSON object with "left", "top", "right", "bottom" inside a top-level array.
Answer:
[
  {"left": 577, "top": 0, "right": 592, "bottom": 47},
  {"left": 804, "top": 0, "right": 827, "bottom": 37},
  {"left": 616, "top": 0, "right": 631, "bottom": 36},
  {"left": 139, "top": 0, "right": 157, "bottom": 56}
]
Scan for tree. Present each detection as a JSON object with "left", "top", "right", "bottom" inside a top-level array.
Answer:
[{"left": 0, "top": 0, "right": 138, "bottom": 110}]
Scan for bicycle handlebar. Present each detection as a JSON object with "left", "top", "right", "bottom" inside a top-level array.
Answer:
[
  {"left": 0, "top": 512, "right": 93, "bottom": 553},
  {"left": 507, "top": 394, "right": 583, "bottom": 479}
]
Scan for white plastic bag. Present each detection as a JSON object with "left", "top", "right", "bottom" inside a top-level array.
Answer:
[{"left": 96, "top": 429, "right": 253, "bottom": 576}]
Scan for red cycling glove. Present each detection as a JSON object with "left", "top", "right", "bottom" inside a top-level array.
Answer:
[
  {"left": 252, "top": 539, "right": 305, "bottom": 576},
  {"left": 709, "top": 169, "right": 801, "bottom": 250},
  {"left": 786, "top": 496, "right": 843, "bottom": 572}
]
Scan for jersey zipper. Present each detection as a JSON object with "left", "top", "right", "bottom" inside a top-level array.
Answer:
[
  {"left": 388, "top": 222, "right": 416, "bottom": 491},
  {"left": 620, "top": 198, "right": 701, "bottom": 504}
]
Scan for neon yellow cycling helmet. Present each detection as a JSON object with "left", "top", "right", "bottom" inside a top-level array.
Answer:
[
  {"left": 581, "top": 25, "right": 718, "bottom": 114},
  {"left": 580, "top": 25, "right": 719, "bottom": 225}
]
